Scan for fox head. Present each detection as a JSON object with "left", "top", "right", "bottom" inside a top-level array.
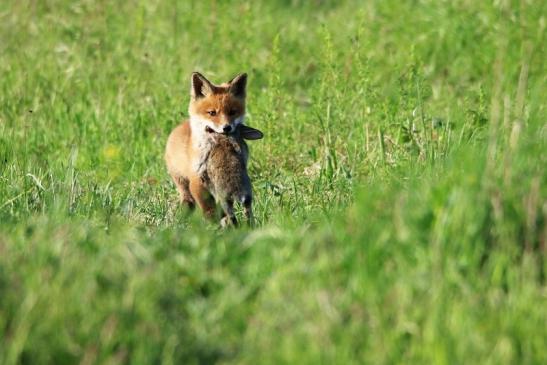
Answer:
[{"left": 189, "top": 72, "right": 247, "bottom": 134}]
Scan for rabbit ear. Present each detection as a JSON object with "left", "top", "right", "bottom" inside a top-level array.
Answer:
[{"left": 239, "top": 125, "right": 264, "bottom": 140}]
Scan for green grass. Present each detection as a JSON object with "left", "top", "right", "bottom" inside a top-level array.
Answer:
[{"left": 0, "top": 0, "right": 546, "bottom": 364}]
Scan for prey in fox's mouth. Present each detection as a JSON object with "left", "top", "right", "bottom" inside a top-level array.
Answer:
[
  {"left": 205, "top": 125, "right": 233, "bottom": 134},
  {"left": 205, "top": 125, "right": 264, "bottom": 140}
]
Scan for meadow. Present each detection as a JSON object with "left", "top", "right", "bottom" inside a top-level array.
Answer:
[{"left": 0, "top": 0, "right": 546, "bottom": 364}]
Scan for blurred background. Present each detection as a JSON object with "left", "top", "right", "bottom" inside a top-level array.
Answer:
[{"left": 0, "top": 0, "right": 545, "bottom": 364}]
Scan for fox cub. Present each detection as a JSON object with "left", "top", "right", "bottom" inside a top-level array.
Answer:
[{"left": 165, "top": 72, "right": 262, "bottom": 226}]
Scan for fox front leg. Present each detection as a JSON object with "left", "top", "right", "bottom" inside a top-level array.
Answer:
[
  {"left": 242, "top": 196, "right": 254, "bottom": 227},
  {"left": 189, "top": 178, "right": 216, "bottom": 220}
]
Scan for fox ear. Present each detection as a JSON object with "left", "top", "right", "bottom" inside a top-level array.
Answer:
[
  {"left": 229, "top": 73, "right": 247, "bottom": 98},
  {"left": 239, "top": 125, "right": 263, "bottom": 140},
  {"left": 191, "top": 72, "right": 213, "bottom": 99}
]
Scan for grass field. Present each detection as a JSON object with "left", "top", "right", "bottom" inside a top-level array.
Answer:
[{"left": 0, "top": 0, "right": 546, "bottom": 364}]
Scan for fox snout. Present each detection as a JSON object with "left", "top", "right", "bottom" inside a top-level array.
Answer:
[
  {"left": 205, "top": 122, "right": 235, "bottom": 134},
  {"left": 209, "top": 114, "right": 241, "bottom": 134},
  {"left": 222, "top": 124, "right": 234, "bottom": 134}
]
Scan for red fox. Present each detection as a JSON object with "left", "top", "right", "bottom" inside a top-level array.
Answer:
[{"left": 165, "top": 72, "right": 262, "bottom": 224}]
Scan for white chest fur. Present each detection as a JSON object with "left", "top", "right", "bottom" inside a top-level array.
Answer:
[{"left": 190, "top": 119, "right": 215, "bottom": 176}]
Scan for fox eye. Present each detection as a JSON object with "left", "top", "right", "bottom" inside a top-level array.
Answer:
[{"left": 207, "top": 110, "right": 217, "bottom": 116}]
